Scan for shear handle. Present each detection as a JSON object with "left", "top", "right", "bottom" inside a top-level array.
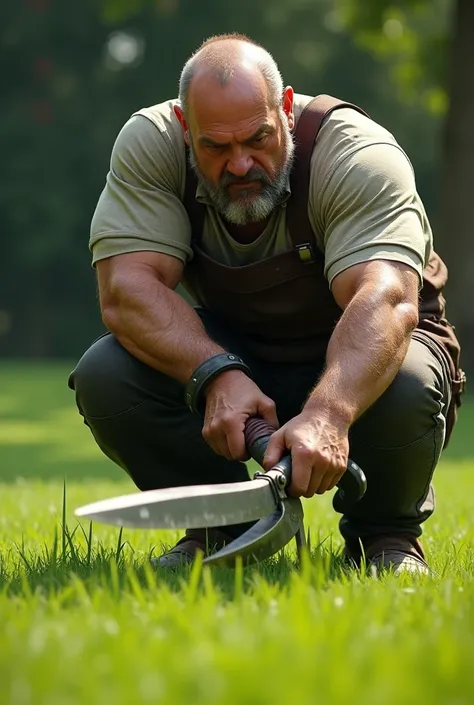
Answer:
[{"left": 244, "top": 417, "right": 367, "bottom": 502}]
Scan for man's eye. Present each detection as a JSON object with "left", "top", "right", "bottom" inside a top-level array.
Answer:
[{"left": 253, "top": 136, "right": 268, "bottom": 145}]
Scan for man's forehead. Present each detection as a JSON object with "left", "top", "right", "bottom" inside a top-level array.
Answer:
[{"left": 187, "top": 67, "right": 274, "bottom": 128}]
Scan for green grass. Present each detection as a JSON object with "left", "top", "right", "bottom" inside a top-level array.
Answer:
[{"left": 0, "top": 362, "right": 473, "bottom": 705}]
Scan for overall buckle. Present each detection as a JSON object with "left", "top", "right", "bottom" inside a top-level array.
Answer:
[{"left": 296, "top": 243, "right": 314, "bottom": 264}]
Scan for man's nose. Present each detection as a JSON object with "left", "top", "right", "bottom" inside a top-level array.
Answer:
[{"left": 226, "top": 152, "right": 254, "bottom": 177}]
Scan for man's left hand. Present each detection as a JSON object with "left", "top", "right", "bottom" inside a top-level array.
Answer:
[{"left": 262, "top": 411, "right": 350, "bottom": 498}]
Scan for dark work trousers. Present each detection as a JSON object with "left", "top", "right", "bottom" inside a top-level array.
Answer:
[{"left": 68, "top": 309, "right": 452, "bottom": 546}]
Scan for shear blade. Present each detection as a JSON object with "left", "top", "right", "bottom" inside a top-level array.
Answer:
[
  {"left": 203, "top": 497, "right": 304, "bottom": 566},
  {"left": 75, "top": 477, "right": 277, "bottom": 530}
]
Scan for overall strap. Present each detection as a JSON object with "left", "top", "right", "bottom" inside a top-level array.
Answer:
[{"left": 288, "top": 94, "right": 369, "bottom": 262}]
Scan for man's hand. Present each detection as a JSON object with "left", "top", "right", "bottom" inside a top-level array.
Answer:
[
  {"left": 202, "top": 371, "right": 279, "bottom": 461},
  {"left": 262, "top": 410, "right": 349, "bottom": 498}
]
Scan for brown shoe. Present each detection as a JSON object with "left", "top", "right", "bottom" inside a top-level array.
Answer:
[
  {"left": 344, "top": 533, "right": 430, "bottom": 576},
  {"left": 151, "top": 528, "right": 233, "bottom": 568}
]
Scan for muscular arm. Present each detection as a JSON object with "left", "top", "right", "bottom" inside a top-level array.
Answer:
[
  {"left": 306, "top": 139, "right": 427, "bottom": 425},
  {"left": 97, "top": 251, "right": 227, "bottom": 383},
  {"left": 92, "top": 112, "right": 277, "bottom": 456},
  {"left": 303, "top": 259, "right": 419, "bottom": 424},
  {"left": 98, "top": 250, "right": 278, "bottom": 457},
  {"left": 264, "top": 132, "right": 429, "bottom": 495}
]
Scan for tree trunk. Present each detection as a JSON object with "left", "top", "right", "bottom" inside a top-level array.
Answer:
[{"left": 438, "top": 0, "right": 474, "bottom": 379}]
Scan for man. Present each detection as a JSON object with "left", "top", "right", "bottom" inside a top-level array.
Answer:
[{"left": 69, "top": 34, "right": 463, "bottom": 574}]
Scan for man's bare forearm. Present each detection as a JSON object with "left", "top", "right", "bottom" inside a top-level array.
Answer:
[
  {"left": 102, "top": 271, "right": 226, "bottom": 383},
  {"left": 304, "top": 284, "right": 419, "bottom": 426}
]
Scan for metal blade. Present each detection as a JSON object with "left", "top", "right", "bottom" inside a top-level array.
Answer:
[
  {"left": 203, "top": 497, "right": 304, "bottom": 566},
  {"left": 74, "top": 478, "right": 277, "bottom": 530}
]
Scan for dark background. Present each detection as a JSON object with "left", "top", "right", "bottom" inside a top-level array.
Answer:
[{"left": 1, "top": 0, "right": 471, "bottom": 376}]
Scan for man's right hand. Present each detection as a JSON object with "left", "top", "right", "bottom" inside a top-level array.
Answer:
[{"left": 202, "top": 370, "right": 279, "bottom": 461}]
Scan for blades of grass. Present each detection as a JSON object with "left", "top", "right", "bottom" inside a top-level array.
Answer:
[
  {"left": 115, "top": 527, "right": 125, "bottom": 564},
  {"left": 0, "top": 553, "right": 9, "bottom": 586},
  {"left": 86, "top": 522, "right": 93, "bottom": 568},
  {"left": 126, "top": 564, "right": 147, "bottom": 605},
  {"left": 62, "top": 478, "right": 67, "bottom": 561},
  {"left": 19, "top": 566, "right": 34, "bottom": 600},
  {"left": 109, "top": 556, "right": 120, "bottom": 600},
  {"left": 201, "top": 565, "right": 215, "bottom": 600},
  {"left": 15, "top": 539, "right": 33, "bottom": 573},
  {"left": 77, "top": 520, "right": 94, "bottom": 568},
  {"left": 298, "top": 539, "right": 312, "bottom": 585},
  {"left": 234, "top": 555, "right": 243, "bottom": 602},
  {"left": 184, "top": 550, "right": 203, "bottom": 604},
  {"left": 310, "top": 540, "right": 331, "bottom": 590},
  {"left": 68, "top": 572, "right": 92, "bottom": 607},
  {"left": 52, "top": 526, "right": 58, "bottom": 566},
  {"left": 40, "top": 529, "right": 59, "bottom": 582},
  {"left": 64, "top": 524, "right": 81, "bottom": 568},
  {"left": 142, "top": 558, "right": 158, "bottom": 591}
]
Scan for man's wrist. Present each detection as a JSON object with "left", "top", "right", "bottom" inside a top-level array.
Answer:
[
  {"left": 185, "top": 353, "right": 252, "bottom": 414},
  {"left": 303, "top": 389, "right": 355, "bottom": 428}
]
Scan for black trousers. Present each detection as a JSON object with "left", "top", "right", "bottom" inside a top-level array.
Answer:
[{"left": 68, "top": 310, "right": 451, "bottom": 546}]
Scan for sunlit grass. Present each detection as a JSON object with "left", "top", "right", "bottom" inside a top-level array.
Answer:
[{"left": 0, "top": 362, "right": 473, "bottom": 705}]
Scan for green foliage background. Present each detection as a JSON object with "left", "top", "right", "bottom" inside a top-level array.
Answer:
[{"left": 0, "top": 0, "right": 459, "bottom": 358}]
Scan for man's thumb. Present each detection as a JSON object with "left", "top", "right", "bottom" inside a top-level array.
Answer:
[{"left": 263, "top": 431, "right": 286, "bottom": 471}]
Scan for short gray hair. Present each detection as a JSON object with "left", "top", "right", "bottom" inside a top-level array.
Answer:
[{"left": 178, "top": 34, "right": 284, "bottom": 118}]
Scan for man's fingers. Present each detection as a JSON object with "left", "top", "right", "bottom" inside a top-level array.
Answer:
[
  {"left": 203, "top": 430, "right": 229, "bottom": 459},
  {"left": 326, "top": 468, "right": 345, "bottom": 493},
  {"left": 225, "top": 425, "right": 249, "bottom": 461},
  {"left": 202, "top": 419, "right": 231, "bottom": 459},
  {"left": 308, "top": 459, "right": 345, "bottom": 496},
  {"left": 203, "top": 414, "right": 249, "bottom": 461},
  {"left": 313, "top": 470, "right": 338, "bottom": 496},
  {"left": 257, "top": 397, "right": 279, "bottom": 431}
]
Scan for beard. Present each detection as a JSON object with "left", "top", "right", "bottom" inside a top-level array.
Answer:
[{"left": 188, "top": 114, "right": 295, "bottom": 226}]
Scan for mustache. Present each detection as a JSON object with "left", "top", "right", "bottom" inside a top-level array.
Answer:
[{"left": 220, "top": 167, "right": 272, "bottom": 188}]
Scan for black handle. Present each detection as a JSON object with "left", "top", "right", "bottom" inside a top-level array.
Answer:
[{"left": 245, "top": 417, "right": 367, "bottom": 502}]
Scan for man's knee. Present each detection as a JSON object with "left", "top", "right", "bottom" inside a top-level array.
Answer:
[
  {"left": 352, "top": 338, "right": 449, "bottom": 448},
  {"left": 68, "top": 333, "right": 159, "bottom": 419}
]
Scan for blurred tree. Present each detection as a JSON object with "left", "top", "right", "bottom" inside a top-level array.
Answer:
[
  {"left": 439, "top": 0, "right": 474, "bottom": 377},
  {"left": 0, "top": 0, "right": 446, "bottom": 361},
  {"left": 335, "top": 0, "right": 472, "bottom": 374}
]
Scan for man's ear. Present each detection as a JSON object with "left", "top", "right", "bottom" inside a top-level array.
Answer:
[
  {"left": 282, "top": 86, "right": 295, "bottom": 131},
  {"left": 174, "top": 105, "right": 191, "bottom": 146}
]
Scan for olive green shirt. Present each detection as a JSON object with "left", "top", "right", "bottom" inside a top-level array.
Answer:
[{"left": 90, "top": 93, "right": 432, "bottom": 285}]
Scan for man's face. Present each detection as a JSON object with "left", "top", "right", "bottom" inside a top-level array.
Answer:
[{"left": 180, "top": 72, "right": 295, "bottom": 226}]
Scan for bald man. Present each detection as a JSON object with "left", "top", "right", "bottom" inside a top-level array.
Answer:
[{"left": 69, "top": 34, "right": 463, "bottom": 575}]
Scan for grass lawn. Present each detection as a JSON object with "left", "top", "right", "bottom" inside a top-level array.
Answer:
[{"left": 0, "top": 361, "right": 473, "bottom": 705}]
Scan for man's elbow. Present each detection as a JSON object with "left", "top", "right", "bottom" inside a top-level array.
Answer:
[
  {"left": 385, "top": 271, "right": 420, "bottom": 334},
  {"left": 97, "top": 260, "right": 139, "bottom": 334},
  {"left": 100, "top": 302, "right": 120, "bottom": 334},
  {"left": 98, "top": 276, "right": 127, "bottom": 334},
  {"left": 398, "top": 301, "right": 419, "bottom": 333}
]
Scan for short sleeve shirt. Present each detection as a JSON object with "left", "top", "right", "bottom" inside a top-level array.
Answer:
[{"left": 90, "top": 93, "right": 432, "bottom": 285}]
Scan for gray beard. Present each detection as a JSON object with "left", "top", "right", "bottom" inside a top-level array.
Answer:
[{"left": 188, "top": 122, "right": 295, "bottom": 226}]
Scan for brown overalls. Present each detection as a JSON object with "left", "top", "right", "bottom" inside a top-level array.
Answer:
[{"left": 182, "top": 95, "right": 465, "bottom": 446}]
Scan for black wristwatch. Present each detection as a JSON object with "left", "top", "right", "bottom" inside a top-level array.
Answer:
[{"left": 185, "top": 353, "right": 252, "bottom": 414}]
